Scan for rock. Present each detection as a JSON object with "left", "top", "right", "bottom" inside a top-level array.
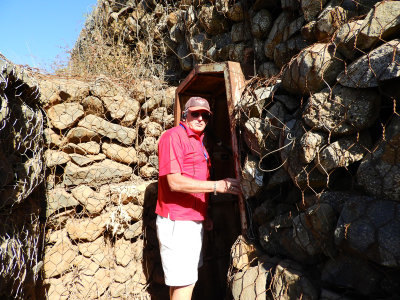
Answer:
[
  {"left": 282, "top": 43, "right": 344, "bottom": 95},
  {"left": 316, "top": 133, "right": 371, "bottom": 173},
  {"left": 243, "top": 118, "right": 269, "bottom": 156},
  {"left": 65, "top": 127, "right": 101, "bottom": 144},
  {"left": 240, "top": 83, "right": 280, "bottom": 118},
  {"left": 253, "top": 38, "right": 266, "bottom": 62},
  {"left": 264, "top": 11, "right": 294, "bottom": 59},
  {"left": 274, "top": 94, "right": 299, "bottom": 112},
  {"left": 100, "top": 180, "right": 152, "bottom": 206},
  {"left": 241, "top": 154, "right": 263, "bottom": 199},
  {"left": 46, "top": 188, "right": 79, "bottom": 217},
  {"left": 357, "top": 1, "right": 400, "bottom": 50},
  {"left": 231, "top": 262, "right": 271, "bottom": 300},
  {"left": 231, "top": 22, "right": 250, "bottom": 43},
  {"left": 123, "top": 202, "right": 143, "bottom": 221},
  {"left": 198, "top": 5, "right": 229, "bottom": 36},
  {"left": 337, "top": 39, "right": 400, "bottom": 88},
  {"left": 322, "top": 255, "right": 381, "bottom": 295},
  {"left": 72, "top": 255, "right": 99, "bottom": 276},
  {"left": 251, "top": 9, "right": 272, "bottom": 39},
  {"left": 90, "top": 76, "right": 140, "bottom": 125},
  {"left": 169, "top": 23, "right": 185, "bottom": 43},
  {"left": 281, "top": 0, "right": 300, "bottom": 10},
  {"left": 280, "top": 120, "right": 328, "bottom": 189},
  {"left": 71, "top": 185, "right": 108, "bottom": 214},
  {"left": 62, "top": 141, "right": 100, "bottom": 155},
  {"left": 313, "top": 5, "right": 349, "bottom": 41},
  {"left": 335, "top": 195, "right": 400, "bottom": 267},
  {"left": 303, "top": 85, "right": 380, "bottom": 135},
  {"left": 144, "top": 122, "right": 163, "bottom": 137},
  {"left": 138, "top": 136, "right": 157, "bottom": 154},
  {"left": 81, "top": 95, "right": 105, "bottom": 116},
  {"left": 44, "top": 128, "right": 62, "bottom": 148},
  {"left": 140, "top": 163, "right": 158, "bottom": 178},
  {"left": 150, "top": 107, "right": 174, "bottom": 128},
  {"left": 78, "top": 114, "right": 136, "bottom": 145},
  {"left": 274, "top": 35, "right": 309, "bottom": 68},
  {"left": 78, "top": 236, "right": 113, "bottom": 268},
  {"left": 63, "top": 159, "right": 132, "bottom": 187},
  {"left": 293, "top": 203, "right": 337, "bottom": 256},
  {"left": 66, "top": 213, "right": 110, "bottom": 241},
  {"left": 43, "top": 272, "right": 73, "bottom": 299},
  {"left": 124, "top": 220, "right": 143, "bottom": 240},
  {"left": 258, "top": 62, "right": 280, "bottom": 78},
  {"left": 231, "top": 235, "right": 256, "bottom": 271},
  {"left": 357, "top": 117, "right": 400, "bottom": 201},
  {"left": 75, "top": 268, "right": 111, "bottom": 299},
  {"left": 44, "top": 238, "right": 78, "bottom": 278},
  {"left": 227, "top": 1, "right": 244, "bottom": 21},
  {"left": 45, "top": 150, "right": 70, "bottom": 168},
  {"left": 102, "top": 141, "right": 138, "bottom": 165},
  {"left": 38, "top": 78, "right": 90, "bottom": 108},
  {"left": 188, "top": 33, "right": 213, "bottom": 63},
  {"left": 69, "top": 153, "right": 106, "bottom": 167},
  {"left": 319, "top": 289, "right": 352, "bottom": 300},
  {"left": 47, "top": 102, "right": 84, "bottom": 130},
  {"left": 334, "top": 20, "right": 363, "bottom": 60},
  {"left": 229, "top": 43, "right": 246, "bottom": 62},
  {"left": 301, "top": 0, "right": 328, "bottom": 22},
  {"left": 272, "top": 260, "right": 318, "bottom": 300},
  {"left": 138, "top": 151, "right": 148, "bottom": 167},
  {"left": 115, "top": 238, "right": 134, "bottom": 267},
  {"left": 299, "top": 131, "right": 327, "bottom": 164},
  {"left": 177, "top": 42, "right": 193, "bottom": 71},
  {"left": 266, "top": 168, "right": 291, "bottom": 190}
]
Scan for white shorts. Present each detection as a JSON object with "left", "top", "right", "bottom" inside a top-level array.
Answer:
[{"left": 156, "top": 215, "right": 204, "bottom": 286}]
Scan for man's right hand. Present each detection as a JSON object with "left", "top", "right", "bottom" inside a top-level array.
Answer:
[{"left": 216, "top": 178, "right": 241, "bottom": 195}]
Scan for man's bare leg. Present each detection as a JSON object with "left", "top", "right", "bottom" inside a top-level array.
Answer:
[{"left": 170, "top": 284, "right": 195, "bottom": 300}]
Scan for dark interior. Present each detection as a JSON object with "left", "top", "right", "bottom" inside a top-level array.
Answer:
[{"left": 176, "top": 72, "right": 242, "bottom": 300}]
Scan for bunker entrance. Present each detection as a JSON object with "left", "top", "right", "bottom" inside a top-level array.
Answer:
[{"left": 174, "top": 62, "right": 247, "bottom": 299}]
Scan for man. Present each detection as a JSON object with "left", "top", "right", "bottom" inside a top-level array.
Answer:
[{"left": 156, "top": 96, "right": 241, "bottom": 300}]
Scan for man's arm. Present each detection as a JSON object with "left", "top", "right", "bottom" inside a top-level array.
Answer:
[{"left": 167, "top": 173, "right": 241, "bottom": 195}]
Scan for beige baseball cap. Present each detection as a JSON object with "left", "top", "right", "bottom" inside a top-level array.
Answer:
[{"left": 184, "top": 97, "right": 212, "bottom": 114}]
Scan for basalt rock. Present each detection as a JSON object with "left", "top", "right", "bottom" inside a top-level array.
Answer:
[{"left": 337, "top": 39, "right": 400, "bottom": 88}]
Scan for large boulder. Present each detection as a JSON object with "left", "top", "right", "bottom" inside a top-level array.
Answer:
[
  {"left": 90, "top": 76, "right": 140, "bottom": 126},
  {"left": 47, "top": 102, "right": 84, "bottom": 130},
  {"left": 337, "top": 39, "right": 400, "bottom": 88},
  {"left": 303, "top": 85, "right": 380, "bottom": 135},
  {"left": 272, "top": 260, "right": 318, "bottom": 300},
  {"left": 282, "top": 43, "right": 344, "bottom": 95},
  {"left": 356, "top": 1, "right": 400, "bottom": 50},
  {"left": 264, "top": 11, "right": 295, "bottom": 59},
  {"left": 357, "top": 117, "right": 400, "bottom": 201},
  {"left": 315, "top": 133, "right": 371, "bottom": 173},
  {"left": 322, "top": 255, "right": 381, "bottom": 295},
  {"left": 334, "top": 20, "right": 363, "bottom": 60},
  {"left": 63, "top": 159, "right": 132, "bottom": 187},
  {"left": 198, "top": 5, "right": 229, "bottom": 36},
  {"left": 335, "top": 195, "right": 400, "bottom": 267},
  {"left": 78, "top": 114, "right": 136, "bottom": 145}
]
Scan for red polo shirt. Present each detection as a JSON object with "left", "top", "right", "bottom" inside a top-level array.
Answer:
[{"left": 156, "top": 122, "right": 210, "bottom": 220}]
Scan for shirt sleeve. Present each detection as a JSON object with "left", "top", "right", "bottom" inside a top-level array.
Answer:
[{"left": 158, "top": 131, "right": 184, "bottom": 176}]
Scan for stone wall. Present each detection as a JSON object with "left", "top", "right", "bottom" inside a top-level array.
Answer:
[
  {"left": 2, "top": 0, "right": 400, "bottom": 299},
  {"left": 89, "top": 0, "right": 400, "bottom": 299},
  {"left": 0, "top": 58, "right": 44, "bottom": 299},
  {"left": 39, "top": 74, "right": 175, "bottom": 299}
]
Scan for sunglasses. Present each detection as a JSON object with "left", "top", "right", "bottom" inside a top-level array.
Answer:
[{"left": 190, "top": 111, "right": 210, "bottom": 121}]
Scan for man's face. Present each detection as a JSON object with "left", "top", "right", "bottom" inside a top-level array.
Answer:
[{"left": 185, "top": 109, "right": 210, "bottom": 134}]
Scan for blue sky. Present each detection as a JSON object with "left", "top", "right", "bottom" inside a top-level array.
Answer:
[{"left": 0, "top": 0, "right": 98, "bottom": 73}]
